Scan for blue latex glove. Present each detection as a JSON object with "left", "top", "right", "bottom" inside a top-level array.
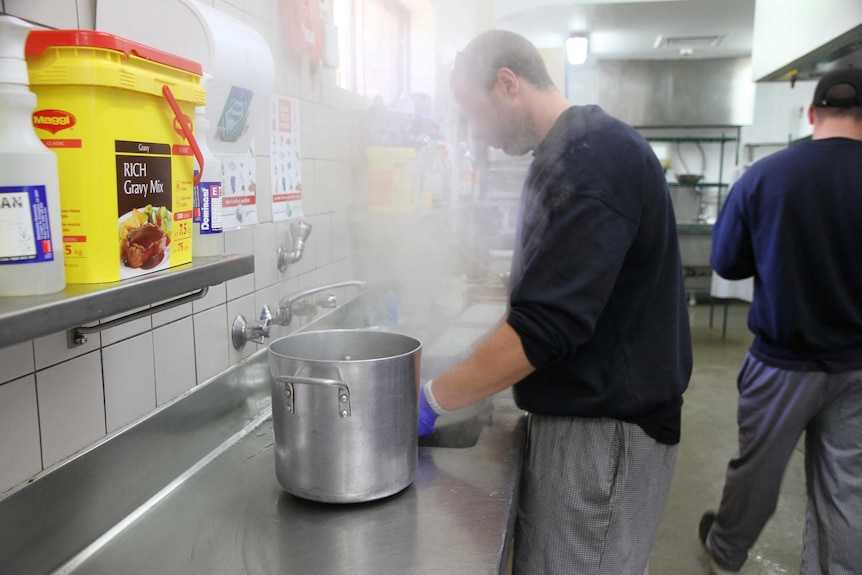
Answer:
[{"left": 418, "top": 382, "right": 440, "bottom": 437}]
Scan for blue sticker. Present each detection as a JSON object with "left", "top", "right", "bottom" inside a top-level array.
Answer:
[{"left": 0, "top": 185, "right": 56, "bottom": 265}]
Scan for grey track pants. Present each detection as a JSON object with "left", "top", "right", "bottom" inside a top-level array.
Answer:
[
  {"left": 706, "top": 353, "right": 862, "bottom": 573},
  {"left": 513, "top": 414, "right": 677, "bottom": 575}
]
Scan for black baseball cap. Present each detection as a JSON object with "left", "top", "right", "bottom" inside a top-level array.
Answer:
[{"left": 812, "top": 66, "right": 862, "bottom": 107}]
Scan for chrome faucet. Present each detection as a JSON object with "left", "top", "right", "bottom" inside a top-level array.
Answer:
[
  {"left": 230, "top": 280, "right": 367, "bottom": 349},
  {"left": 274, "top": 280, "right": 367, "bottom": 326}
]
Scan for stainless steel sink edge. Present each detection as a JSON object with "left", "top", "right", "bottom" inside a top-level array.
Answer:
[
  {"left": 0, "top": 348, "right": 274, "bottom": 575},
  {"left": 0, "top": 292, "right": 516, "bottom": 575}
]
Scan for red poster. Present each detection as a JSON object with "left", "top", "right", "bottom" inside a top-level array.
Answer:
[{"left": 280, "top": 0, "right": 325, "bottom": 60}]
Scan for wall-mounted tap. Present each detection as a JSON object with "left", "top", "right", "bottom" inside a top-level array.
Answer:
[
  {"left": 230, "top": 281, "right": 367, "bottom": 349},
  {"left": 273, "top": 280, "right": 367, "bottom": 327},
  {"left": 277, "top": 221, "right": 312, "bottom": 272},
  {"left": 231, "top": 305, "right": 273, "bottom": 350}
]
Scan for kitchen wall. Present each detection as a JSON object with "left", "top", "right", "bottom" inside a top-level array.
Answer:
[{"left": 0, "top": 0, "right": 368, "bottom": 495}]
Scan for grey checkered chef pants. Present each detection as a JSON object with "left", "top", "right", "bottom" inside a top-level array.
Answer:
[{"left": 513, "top": 415, "right": 677, "bottom": 575}]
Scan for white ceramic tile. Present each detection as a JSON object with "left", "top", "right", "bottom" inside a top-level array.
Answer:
[
  {"left": 224, "top": 228, "right": 256, "bottom": 300},
  {"left": 34, "top": 329, "right": 100, "bottom": 371},
  {"left": 308, "top": 213, "right": 332, "bottom": 267},
  {"left": 6, "top": 0, "right": 79, "bottom": 28},
  {"left": 0, "top": 341, "right": 35, "bottom": 385},
  {"left": 103, "top": 333, "right": 156, "bottom": 433},
  {"left": 299, "top": 158, "right": 315, "bottom": 215},
  {"left": 299, "top": 100, "right": 315, "bottom": 159},
  {"left": 37, "top": 351, "right": 105, "bottom": 468},
  {"left": 100, "top": 306, "right": 152, "bottom": 347},
  {"left": 193, "top": 282, "right": 226, "bottom": 313},
  {"left": 331, "top": 209, "right": 351, "bottom": 261},
  {"left": 227, "top": 293, "right": 258, "bottom": 364},
  {"left": 313, "top": 159, "right": 336, "bottom": 213},
  {"left": 151, "top": 299, "right": 193, "bottom": 328},
  {"left": 193, "top": 304, "right": 230, "bottom": 384},
  {"left": 315, "top": 107, "right": 342, "bottom": 162},
  {"left": 76, "top": 0, "right": 97, "bottom": 28},
  {"left": 153, "top": 317, "right": 197, "bottom": 406},
  {"left": 255, "top": 155, "right": 273, "bottom": 223},
  {"left": 253, "top": 222, "right": 279, "bottom": 290},
  {"left": 0, "top": 376, "right": 42, "bottom": 494}
]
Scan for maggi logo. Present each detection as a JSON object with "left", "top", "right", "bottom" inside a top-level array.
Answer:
[{"left": 32, "top": 110, "right": 76, "bottom": 135}]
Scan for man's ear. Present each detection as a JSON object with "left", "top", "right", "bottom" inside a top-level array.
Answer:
[
  {"left": 807, "top": 104, "right": 816, "bottom": 126},
  {"left": 496, "top": 67, "right": 520, "bottom": 98}
]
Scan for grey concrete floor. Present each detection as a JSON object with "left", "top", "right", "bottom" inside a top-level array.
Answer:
[{"left": 649, "top": 302, "right": 807, "bottom": 574}]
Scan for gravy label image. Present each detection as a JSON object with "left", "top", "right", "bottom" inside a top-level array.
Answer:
[{"left": 115, "top": 140, "right": 173, "bottom": 279}]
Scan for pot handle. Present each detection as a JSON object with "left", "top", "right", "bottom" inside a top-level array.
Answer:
[{"left": 274, "top": 375, "right": 352, "bottom": 418}]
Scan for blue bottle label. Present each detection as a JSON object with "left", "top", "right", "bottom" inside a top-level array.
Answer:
[
  {"left": 0, "top": 185, "right": 56, "bottom": 265},
  {"left": 194, "top": 179, "right": 223, "bottom": 235}
]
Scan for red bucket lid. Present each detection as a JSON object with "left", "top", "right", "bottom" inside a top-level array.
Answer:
[{"left": 25, "top": 30, "right": 202, "bottom": 76}]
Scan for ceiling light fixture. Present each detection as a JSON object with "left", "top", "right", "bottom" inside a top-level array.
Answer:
[{"left": 567, "top": 35, "right": 589, "bottom": 66}]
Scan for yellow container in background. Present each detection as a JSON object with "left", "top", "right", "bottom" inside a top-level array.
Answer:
[
  {"left": 25, "top": 30, "right": 205, "bottom": 283},
  {"left": 366, "top": 147, "right": 418, "bottom": 213}
]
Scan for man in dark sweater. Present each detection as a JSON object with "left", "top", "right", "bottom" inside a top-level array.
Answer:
[
  {"left": 698, "top": 67, "right": 862, "bottom": 575},
  {"left": 418, "top": 30, "right": 692, "bottom": 574}
]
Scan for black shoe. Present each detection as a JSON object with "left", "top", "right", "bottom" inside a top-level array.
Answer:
[{"left": 697, "top": 511, "right": 739, "bottom": 574}]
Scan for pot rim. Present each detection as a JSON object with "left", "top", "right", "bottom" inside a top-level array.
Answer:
[{"left": 268, "top": 328, "right": 422, "bottom": 364}]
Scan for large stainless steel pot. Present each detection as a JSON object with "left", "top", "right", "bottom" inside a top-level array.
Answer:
[{"left": 268, "top": 329, "right": 421, "bottom": 503}]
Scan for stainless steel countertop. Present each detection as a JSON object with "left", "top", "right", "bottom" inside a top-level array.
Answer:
[
  {"left": 63, "top": 389, "right": 526, "bottom": 575},
  {"left": 0, "top": 295, "right": 525, "bottom": 575}
]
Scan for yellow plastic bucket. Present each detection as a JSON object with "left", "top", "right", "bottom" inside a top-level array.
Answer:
[
  {"left": 365, "top": 147, "right": 418, "bottom": 213},
  {"left": 25, "top": 30, "right": 205, "bottom": 283}
]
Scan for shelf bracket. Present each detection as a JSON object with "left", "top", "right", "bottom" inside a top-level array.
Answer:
[{"left": 67, "top": 287, "right": 209, "bottom": 348}]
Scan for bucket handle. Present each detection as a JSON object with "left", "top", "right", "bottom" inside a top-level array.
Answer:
[
  {"left": 275, "top": 375, "right": 352, "bottom": 418},
  {"left": 162, "top": 84, "right": 204, "bottom": 186}
]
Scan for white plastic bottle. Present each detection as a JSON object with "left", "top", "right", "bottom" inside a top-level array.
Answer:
[
  {"left": 0, "top": 15, "right": 65, "bottom": 295},
  {"left": 192, "top": 105, "right": 224, "bottom": 257}
]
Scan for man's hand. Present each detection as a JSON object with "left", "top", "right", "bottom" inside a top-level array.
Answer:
[{"left": 418, "top": 381, "right": 445, "bottom": 437}]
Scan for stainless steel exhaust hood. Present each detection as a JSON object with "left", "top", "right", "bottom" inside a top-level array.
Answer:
[
  {"left": 757, "top": 23, "right": 862, "bottom": 82},
  {"left": 597, "top": 57, "right": 755, "bottom": 128}
]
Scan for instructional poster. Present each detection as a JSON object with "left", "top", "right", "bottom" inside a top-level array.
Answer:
[
  {"left": 270, "top": 95, "right": 303, "bottom": 221},
  {"left": 221, "top": 141, "right": 258, "bottom": 229}
]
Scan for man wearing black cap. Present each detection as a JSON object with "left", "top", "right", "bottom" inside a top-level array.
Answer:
[{"left": 698, "top": 66, "right": 862, "bottom": 575}]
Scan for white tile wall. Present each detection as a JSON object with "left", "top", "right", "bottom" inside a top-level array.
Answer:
[
  {"left": 193, "top": 305, "right": 230, "bottom": 384},
  {"left": 151, "top": 300, "right": 193, "bottom": 328},
  {"left": 255, "top": 156, "right": 274, "bottom": 223},
  {"left": 37, "top": 352, "right": 105, "bottom": 468},
  {"left": 193, "top": 282, "right": 227, "bottom": 313},
  {"left": 299, "top": 158, "right": 316, "bottom": 215},
  {"left": 103, "top": 334, "right": 157, "bottom": 433},
  {"left": 100, "top": 306, "right": 152, "bottom": 347},
  {"left": 153, "top": 317, "right": 197, "bottom": 406},
  {"left": 5, "top": 0, "right": 78, "bottom": 28},
  {"left": 253, "top": 222, "right": 279, "bottom": 290},
  {"left": 0, "top": 376, "right": 42, "bottom": 494},
  {"left": 0, "top": 0, "right": 362, "bottom": 494},
  {"left": 34, "top": 329, "right": 100, "bottom": 371},
  {"left": 225, "top": 228, "right": 256, "bottom": 300},
  {"left": 0, "top": 341, "right": 35, "bottom": 385}
]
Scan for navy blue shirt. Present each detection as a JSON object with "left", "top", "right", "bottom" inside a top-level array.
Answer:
[
  {"left": 712, "top": 137, "right": 862, "bottom": 372},
  {"left": 507, "top": 106, "right": 692, "bottom": 445}
]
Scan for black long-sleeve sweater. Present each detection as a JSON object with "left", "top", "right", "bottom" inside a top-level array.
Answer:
[{"left": 507, "top": 105, "right": 692, "bottom": 445}]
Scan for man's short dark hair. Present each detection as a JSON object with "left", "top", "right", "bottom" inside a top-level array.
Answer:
[{"left": 452, "top": 29, "right": 555, "bottom": 93}]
